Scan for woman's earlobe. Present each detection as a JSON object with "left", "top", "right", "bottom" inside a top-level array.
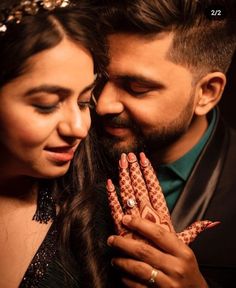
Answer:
[{"left": 195, "top": 72, "right": 226, "bottom": 116}]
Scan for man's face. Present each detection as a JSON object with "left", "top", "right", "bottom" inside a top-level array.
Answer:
[{"left": 96, "top": 33, "right": 198, "bottom": 162}]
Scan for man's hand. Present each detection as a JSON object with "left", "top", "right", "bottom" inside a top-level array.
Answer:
[{"left": 107, "top": 216, "right": 208, "bottom": 287}]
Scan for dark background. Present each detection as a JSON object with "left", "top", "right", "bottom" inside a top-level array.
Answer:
[{"left": 219, "top": 50, "right": 236, "bottom": 129}]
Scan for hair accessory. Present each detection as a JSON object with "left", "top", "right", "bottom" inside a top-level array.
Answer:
[
  {"left": 32, "top": 187, "right": 56, "bottom": 224},
  {"left": 0, "top": 0, "right": 70, "bottom": 34}
]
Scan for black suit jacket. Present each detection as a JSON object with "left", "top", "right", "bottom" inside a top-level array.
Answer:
[
  {"left": 95, "top": 111, "right": 236, "bottom": 287},
  {"left": 171, "top": 112, "right": 236, "bottom": 287}
]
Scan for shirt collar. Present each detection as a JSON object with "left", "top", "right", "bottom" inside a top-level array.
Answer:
[{"left": 159, "top": 109, "right": 217, "bottom": 181}]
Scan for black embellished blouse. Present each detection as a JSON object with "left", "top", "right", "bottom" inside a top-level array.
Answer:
[{"left": 19, "top": 220, "right": 80, "bottom": 288}]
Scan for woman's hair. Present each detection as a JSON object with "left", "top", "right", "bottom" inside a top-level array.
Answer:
[
  {"left": 0, "top": 1, "right": 106, "bottom": 86},
  {"left": 0, "top": 1, "right": 109, "bottom": 287}
]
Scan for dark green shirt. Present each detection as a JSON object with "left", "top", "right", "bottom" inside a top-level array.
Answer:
[{"left": 157, "top": 110, "right": 216, "bottom": 211}]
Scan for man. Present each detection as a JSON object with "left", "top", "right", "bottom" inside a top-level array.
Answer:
[{"left": 93, "top": 0, "right": 236, "bottom": 287}]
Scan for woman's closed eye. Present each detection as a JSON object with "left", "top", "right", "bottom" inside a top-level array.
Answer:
[
  {"left": 78, "top": 89, "right": 96, "bottom": 110},
  {"left": 78, "top": 99, "right": 94, "bottom": 110},
  {"left": 29, "top": 92, "right": 61, "bottom": 114},
  {"left": 33, "top": 102, "right": 60, "bottom": 113}
]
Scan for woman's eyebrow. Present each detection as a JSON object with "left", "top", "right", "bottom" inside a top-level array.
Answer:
[
  {"left": 24, "top": 85, "right": 72, "bottom": 98},
  {"left": 24, "top": 82, "right": 96, "bottom": 98}
]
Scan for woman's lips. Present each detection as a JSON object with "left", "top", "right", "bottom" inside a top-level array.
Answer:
[{"left": 44, "top": 146, "right": 77, "bottom": 162}]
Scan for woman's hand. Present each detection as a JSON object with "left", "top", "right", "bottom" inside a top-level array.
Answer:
[
  {"left": 106, "top": 152, "right": 218, "bottom": 287},
  {"left": 106, "top": 152, "right": 218, "bottom": 243}
]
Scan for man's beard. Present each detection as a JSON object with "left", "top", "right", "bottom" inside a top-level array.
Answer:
[{"left": 95, "top": 94, "right": 195, "bottom": 162}]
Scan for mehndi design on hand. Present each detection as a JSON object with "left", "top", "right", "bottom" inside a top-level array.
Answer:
[{"left": 106, "top": 152, "right": 219, "bottom": 245}]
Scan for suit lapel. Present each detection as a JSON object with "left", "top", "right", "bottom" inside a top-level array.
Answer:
[{"left": 171, "top": 114, "right": 229, "bottom": 232}]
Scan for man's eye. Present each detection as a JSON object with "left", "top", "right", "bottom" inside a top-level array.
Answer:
[{"left": 123, "top": 82, "right": 154, "bottom": 95}]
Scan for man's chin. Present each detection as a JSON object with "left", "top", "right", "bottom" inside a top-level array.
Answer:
[{"left": 102, "top": 137, "right": 144, "bottom": 161}]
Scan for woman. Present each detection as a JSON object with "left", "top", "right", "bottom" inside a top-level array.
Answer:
[{"left": 0, "top": 0, "right": 111, "bottom": 287}]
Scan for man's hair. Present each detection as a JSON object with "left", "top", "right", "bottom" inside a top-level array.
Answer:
[{"left": 98, "top": 0, "right": 236, "bottom": 78}]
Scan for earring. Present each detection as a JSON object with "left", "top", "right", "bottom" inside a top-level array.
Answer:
[{"left": 32, "top": 187, "right": 56, "bottom": 224}]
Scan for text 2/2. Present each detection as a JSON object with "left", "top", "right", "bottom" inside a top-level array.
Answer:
[{"left": 211, "top": 10, "right": 221, "bottom": 16}]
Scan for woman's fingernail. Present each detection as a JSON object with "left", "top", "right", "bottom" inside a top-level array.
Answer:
[
  {"left": 111, "top": 259, "right": 114, "bottom": 266},
  {"left": 127, "top": 152, "right": 137, "bottom": 163},
  {"left": 106, "top": 179, "right": 115, "bottom": 192},
  {"left": 107, "top": 236, "right": 115, "bottom": 246},
  {"left": 119, "top": 153, "right": 128, "bottom": 169},
  {"left": 122, "top": 215, "right": 132, "bottom": 225},
  {"left": 206, "top": 221, "right": 221, "bottom": 229},
  {"left": 140, "top": 152, "right": 149, "bottom": 167}
]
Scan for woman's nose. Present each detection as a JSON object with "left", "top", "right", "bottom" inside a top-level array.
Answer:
[{"left": 58, "top": 106, "right": 90, "bottom": 140}]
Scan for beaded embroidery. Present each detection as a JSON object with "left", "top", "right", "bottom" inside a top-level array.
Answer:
[{"left": 19, "top": 221, "right": 58, "bottom": 288}]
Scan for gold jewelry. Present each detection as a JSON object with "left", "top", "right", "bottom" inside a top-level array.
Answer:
[
  {"left": 148, "top": 268, "right": 158, "bottom": 285},
  {"left": 0, "top": 0, "right": 70, "bottom": 34}
]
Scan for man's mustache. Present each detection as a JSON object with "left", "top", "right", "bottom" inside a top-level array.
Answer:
[{"left": 99, "top": 115, "right": 134, "bottom": 128}]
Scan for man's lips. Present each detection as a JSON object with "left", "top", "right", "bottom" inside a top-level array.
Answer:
[
  {"left": 103, "top": 124, "right": 131, "bottom": 137},
  {"left": 44, "top": 145, "right": 77, "bottom": 162}
]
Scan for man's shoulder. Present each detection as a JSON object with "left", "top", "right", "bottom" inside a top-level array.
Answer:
[
  {"left": 227, "top": 124, "right": 236, "bottom": 141},
  {"left": 207, "top": 115, "right": 236, "bottom": 159},
  {"left": 221, "top": 122, "right": 236, "bottom": 162}
]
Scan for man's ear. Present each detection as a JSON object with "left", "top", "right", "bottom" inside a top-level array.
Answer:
[{"left": 194, "top": 72, "right": 226, "bottom": 116}]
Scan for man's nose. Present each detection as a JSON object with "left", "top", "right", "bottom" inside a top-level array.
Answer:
[
  {"left": 58, "top": 107, "right": 90, "bottom": 139},
  {"left": 96, "top": 82, "right": 124, "bottom": 116}
]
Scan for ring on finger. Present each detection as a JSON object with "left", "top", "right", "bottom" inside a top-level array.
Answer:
[
  {"left": 126, "top": 198, "right": 137, "bottom": 208},
  {"left": 148, "top": 268, "right": 159, "bottom": 285}
]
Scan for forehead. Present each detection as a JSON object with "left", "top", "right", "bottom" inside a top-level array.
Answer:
[
  {"left": 26, "top": 39, "right": 93, "bottom": 78},
  {"left": 107, "top": 32, "right": 193, "bottom": 85},
  {"left": 0, "top": 39, "right": 95, "bottom": 100},
  {"left": 108, "top": 32, "right": 173, "bottom": 66},
  {"left": 108, "top": 32, "right": 173, "bottom": 54},
  {"left": 2, "top": 39, "right": 94, "bottom": 92}
]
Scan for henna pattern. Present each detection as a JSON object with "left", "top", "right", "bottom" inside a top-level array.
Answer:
[
  {"left": 107, "top": 179, "right": 127, "bottom": 236},
  {"left": 107, "top": 152, "right": 220, "bottom": 245},
  {"left": 139, "top": 152, "right": 174, "bottom": 232},
  {"left": 107, "top": 178, "right": 142, "bottom": 239},
  {"left": 118, "top": 155, "right": 140, "bottom": 217},
  {"left": 176, "top": 220, "right": 220, "bottom": 245}
]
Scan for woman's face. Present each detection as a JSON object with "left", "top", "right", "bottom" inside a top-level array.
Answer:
[{"left": 0, "top": 39, "right": 94, "bottom": 179}]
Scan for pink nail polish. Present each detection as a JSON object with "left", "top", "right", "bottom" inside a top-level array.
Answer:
[
  {"left": 206, "top": 221, "right": 221, "bottom": 228},
  {"left": 127, "top": 152, "right": 137, "bottom": 163},
  {"left": 140, "top": 152, "right": 149, "bottom": 167},
  {"left": 119, "top": 153, "right": 128, "bottom": 168},
  {"left": 106, "top": 179, "right": 115, "bottom": 192}
]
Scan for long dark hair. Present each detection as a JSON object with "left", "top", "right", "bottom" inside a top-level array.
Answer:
[{"left": 0, "top": 1, "right": 109, "bottom": 287}]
